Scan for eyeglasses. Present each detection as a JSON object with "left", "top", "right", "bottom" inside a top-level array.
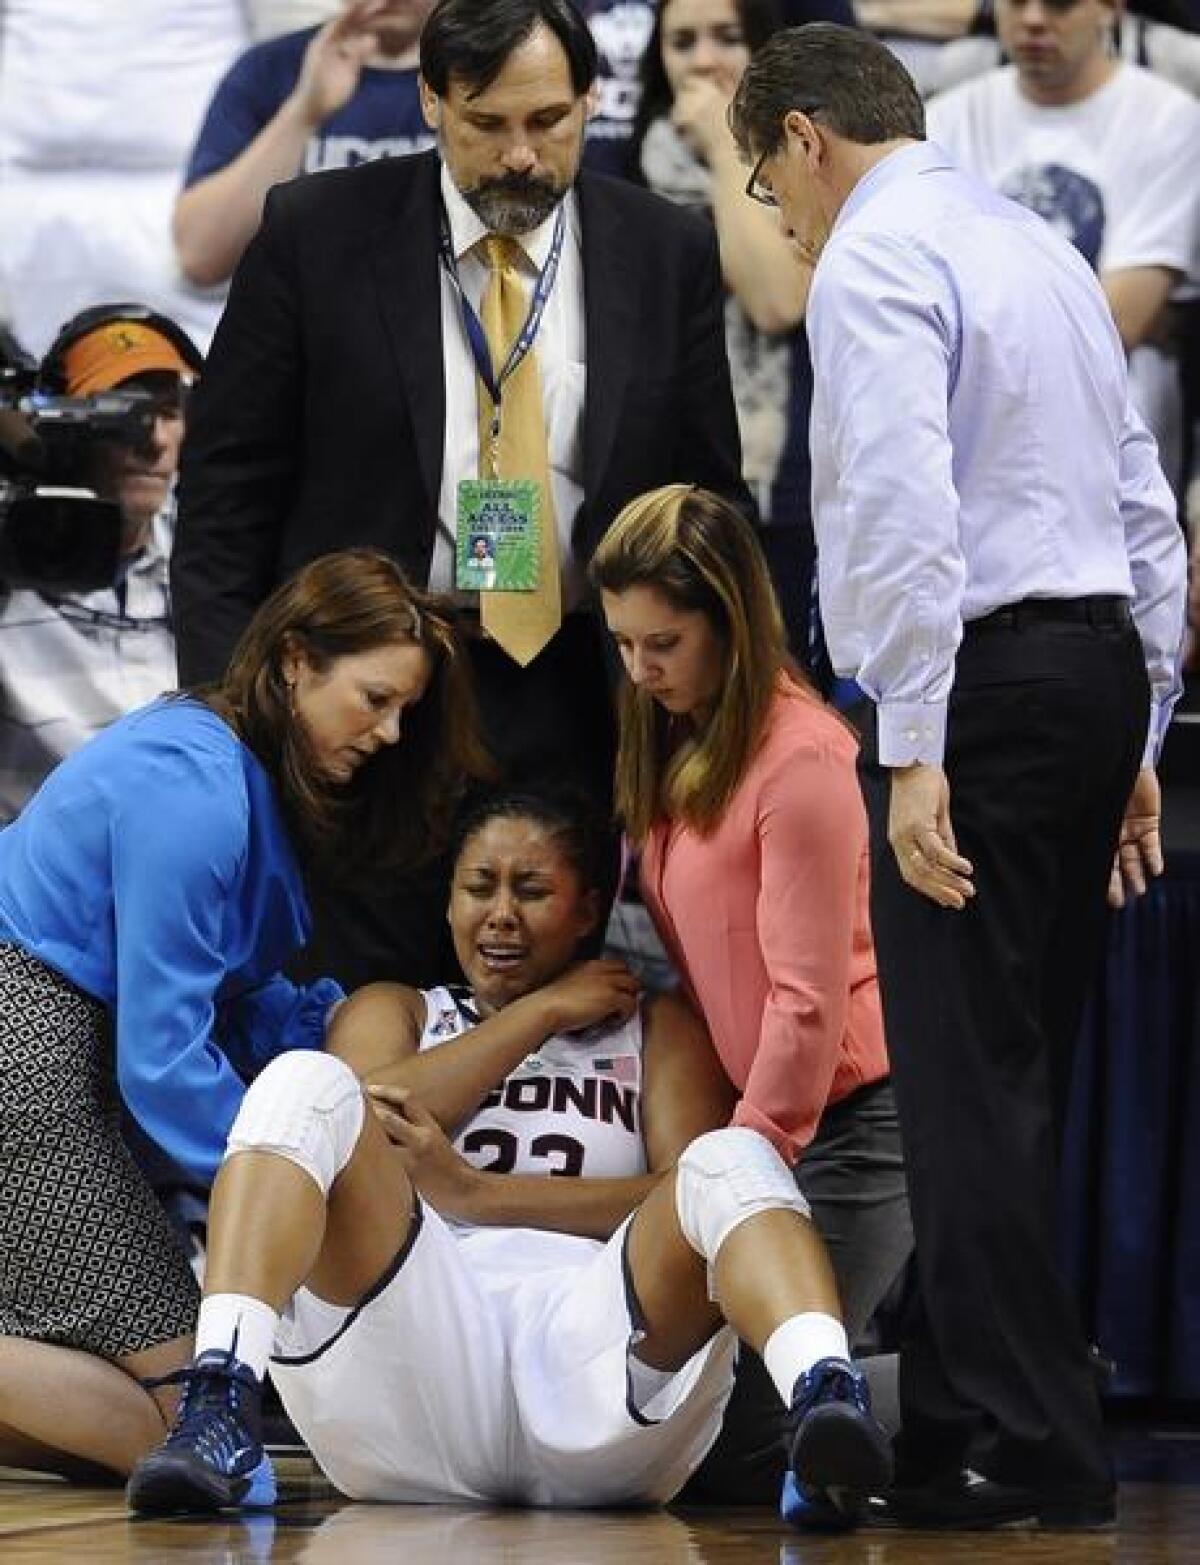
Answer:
[
  {"left": 745, "top": 148, "right": 778, "bottom": 208},
  {"left": 744, "top": 105, "right": 826, "bottom": 206}
]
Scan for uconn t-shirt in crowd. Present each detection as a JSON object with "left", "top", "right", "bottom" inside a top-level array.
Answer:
[
  {"left": 183, "top": 25, "right": 433, "bottom": 186},
  {"left": 581, "top": 0, "right": 857, "bottom": 177}
]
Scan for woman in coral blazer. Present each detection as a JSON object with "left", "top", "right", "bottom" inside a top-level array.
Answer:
[{"left": 593, "top": 483, "right": 912, "bottom": 1505}]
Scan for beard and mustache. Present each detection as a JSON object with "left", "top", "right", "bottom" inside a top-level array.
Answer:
[{"left": 460, "top": 170, "right": 566, "bottom": 236}]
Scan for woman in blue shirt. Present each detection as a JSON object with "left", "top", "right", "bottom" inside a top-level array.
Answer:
[{"left": 0, "top": 547, "right": 487, "bottom": 1481}]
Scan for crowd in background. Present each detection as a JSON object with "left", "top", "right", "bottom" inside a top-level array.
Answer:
[{"left": 1, "top": 0, "right": 1196, "bottom": 701}]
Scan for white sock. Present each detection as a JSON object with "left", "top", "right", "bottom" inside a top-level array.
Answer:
[
  {"left": 196, "top": 1293, "right": 280, "bottom": 1381},
  {"left": 762, "top": 1312, "right": 850, "bottom": 1406}
]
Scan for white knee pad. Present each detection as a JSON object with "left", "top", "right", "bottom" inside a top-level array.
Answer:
[
  {"left": 225, "top": 1051, "right": 366, "bottom": 1197},
  {"left": 674, "top": 1126, "right": 811, "bottom": 1268}
]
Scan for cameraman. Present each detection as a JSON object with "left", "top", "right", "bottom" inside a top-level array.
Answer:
[{"left": 0, "top": 308, "right": 200, "bottom": 822}]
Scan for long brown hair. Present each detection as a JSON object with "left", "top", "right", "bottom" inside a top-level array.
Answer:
[
  {"left": 197, "top": 549, "right": 493, "bottom": 880},
  {"left": 590, "top": 485, "right": 809, "bottom": 841}
]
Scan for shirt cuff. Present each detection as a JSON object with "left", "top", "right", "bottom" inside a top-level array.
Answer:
[
  {"left": 1143, "top": 698, "right": 1164, "bottom": 771},
  {"left": 731, "top": 1096, "right": 807, "bottom": 1168},
  {"left": 876, "top": 700, "right": 949, "bottom": 767}
]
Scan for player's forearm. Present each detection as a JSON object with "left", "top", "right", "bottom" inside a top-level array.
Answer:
[
  {"left": 457, "top": 1171, "right": 661, "bottom": 1240},
  {"left": 362, "top": 991, "right": 562, "bottom": 1135},
  {"left": 173, "top": 101, "right": 313, "bottom": 287}
]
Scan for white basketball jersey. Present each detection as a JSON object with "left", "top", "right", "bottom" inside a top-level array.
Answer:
[{"left": 418, "top": 987, "right": 647, "bottom": 1181}]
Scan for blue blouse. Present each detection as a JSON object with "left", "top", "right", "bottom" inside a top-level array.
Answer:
[{"left": 0, "top": 699, "right": 343, "bottom": 1186}]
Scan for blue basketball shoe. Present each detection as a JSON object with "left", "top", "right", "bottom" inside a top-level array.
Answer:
[
  {"left": 784, "top": 1357, "right": 893, "bottom": 1529},
  {"left": 781, "top": 1471, "right": 856, "bottom": 1531},
  {"left": 126, "top": 1350, "right": 276, "bottom": 1514}
]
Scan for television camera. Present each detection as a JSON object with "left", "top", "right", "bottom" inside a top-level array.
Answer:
[{"left": 0, "top": 308, "right": 200, "bottom": 594}]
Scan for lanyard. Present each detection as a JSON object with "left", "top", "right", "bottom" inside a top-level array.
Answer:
[{"left": 438, "top": 205, "right": 566, "bottom": 449}]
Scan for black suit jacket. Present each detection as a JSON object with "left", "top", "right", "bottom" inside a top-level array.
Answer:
[{"left": 174, "top": 149, "right": 750, "bottom": 684}]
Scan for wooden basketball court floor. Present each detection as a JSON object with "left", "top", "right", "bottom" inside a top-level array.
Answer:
[{"left": 2, "top": 1430, "right": 1197, "bottom": 1565}]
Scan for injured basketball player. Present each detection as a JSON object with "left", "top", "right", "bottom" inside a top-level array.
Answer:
[{"left": 127, "top": 787, "right": 892, "bottom": 1526}]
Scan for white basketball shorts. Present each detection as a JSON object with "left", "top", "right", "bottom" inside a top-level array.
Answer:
[{"left": 269, "top": 1202, "right": 736, "bottom": 1505}]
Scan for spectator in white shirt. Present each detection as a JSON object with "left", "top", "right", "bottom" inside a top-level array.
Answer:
[
  {"left": 925, "top": 0, "right": 1200, "bottom": 491},
  {"left": 0, "top": 1, "right": 252, "bottom": 357}
]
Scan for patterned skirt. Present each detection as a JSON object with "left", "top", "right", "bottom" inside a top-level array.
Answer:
[{"left": 0, "top": 943, "right": 199, "bottom": 1357}]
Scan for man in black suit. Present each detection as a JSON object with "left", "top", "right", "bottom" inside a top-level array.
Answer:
[{"left": 174, "top": 0, "right": 748, "bottom": 987}]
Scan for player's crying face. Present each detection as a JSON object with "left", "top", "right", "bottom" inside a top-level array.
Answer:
[{"left": 449, "top": 815, "right": 600, "bottom": 1013}]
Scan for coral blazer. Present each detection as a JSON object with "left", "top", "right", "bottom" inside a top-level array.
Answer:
[{"left": 640, "top": 680, "right": 889, "bottom": 1164}]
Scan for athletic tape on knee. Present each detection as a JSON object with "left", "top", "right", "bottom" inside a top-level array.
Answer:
[
  {"left": 674, "top": 1126, "right": 811, "bottom": 1267},
  {"left": 225, "top": 1052, "right": 366, "bottom": 1197}
]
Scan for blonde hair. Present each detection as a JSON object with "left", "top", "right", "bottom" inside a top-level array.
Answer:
[{"left": 590, "top": 485, "right": 807, "bottom": 840}]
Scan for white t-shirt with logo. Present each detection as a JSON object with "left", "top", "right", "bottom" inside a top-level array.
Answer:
[{"left": 927, "top": 64, "right": 1200, "bottom": 486}]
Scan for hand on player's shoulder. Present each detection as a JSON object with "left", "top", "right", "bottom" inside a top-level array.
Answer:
[{"left": 542, "top": 959, "right": 642, "bottom": 1039}]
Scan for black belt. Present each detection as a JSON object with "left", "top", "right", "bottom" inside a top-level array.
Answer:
[{"left": 967, "top": 595, "right": 1132, "bottom": 634}]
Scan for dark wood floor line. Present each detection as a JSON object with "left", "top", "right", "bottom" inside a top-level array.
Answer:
[{"left": 0, "top": 1467, "right": 1197, "bottom": 1562}]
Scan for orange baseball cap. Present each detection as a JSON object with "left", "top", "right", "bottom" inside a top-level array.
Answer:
[{"left": 61, "top": 319, "right": 196, "bottom": 397}]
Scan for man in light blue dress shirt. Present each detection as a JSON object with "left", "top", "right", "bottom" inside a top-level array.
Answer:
[{"left": 731, "top": 24, "right": 1187, "bottom": 1533}]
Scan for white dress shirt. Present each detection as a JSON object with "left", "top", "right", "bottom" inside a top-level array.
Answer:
[
  {"left": 807, "top": 141, "right": 1186, "bottom": 768},
  {"left": 432, "top": 165, "right": 587, "bottom": 608}
]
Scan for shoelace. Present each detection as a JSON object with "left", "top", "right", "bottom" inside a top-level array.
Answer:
[
  {"left": 142, "top": 1355, "right": 259, "bottom": 1468},
  {"left": 797, "top": 1359, "right": 871, "bottom": 1419}
]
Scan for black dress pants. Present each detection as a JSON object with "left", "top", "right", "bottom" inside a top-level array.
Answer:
[{"left": 858, "top": 611, "right": 1148, "bottom": 1501}]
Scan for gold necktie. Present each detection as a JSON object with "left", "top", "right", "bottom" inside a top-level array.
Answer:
[{"left": 476, "top": 235, "right": 562, "bottom": 666}]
